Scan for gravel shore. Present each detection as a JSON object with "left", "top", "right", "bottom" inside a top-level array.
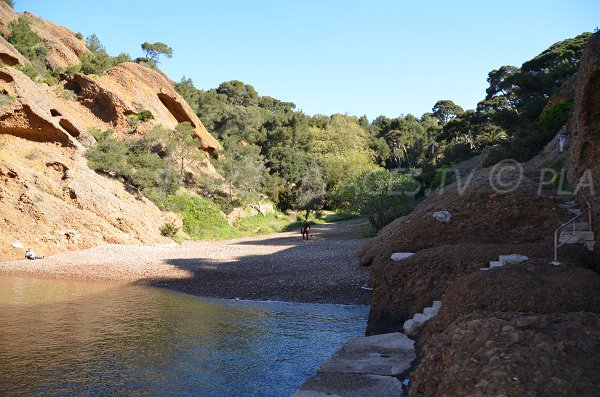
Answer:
[{"left": 0, "top": 219, "right": 372, "bottom": 305}]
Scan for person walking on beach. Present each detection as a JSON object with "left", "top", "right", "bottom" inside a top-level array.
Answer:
[
  {"left": 301, "top": 221, "right": 311, "bottom": 240},
  {"left": 25, "top": 248, "right": 43, "bottom": 260}
]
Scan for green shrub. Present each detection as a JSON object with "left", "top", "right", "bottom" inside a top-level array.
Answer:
[
  {"left": 159, "top": 222, "right": 179, "bottom": 237},
  {"left": 162, "top": 193, "right": 231, "bottom": 238},
  {"left": 538, "top": 100, "right": 573, "bottom": 132},
  {"left": 85, "top": 129, "right": 180, "bottom": 198}
]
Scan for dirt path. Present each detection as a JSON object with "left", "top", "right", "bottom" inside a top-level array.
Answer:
[{"left": 0, "top": 218, "right": 373, "bottom": 305}]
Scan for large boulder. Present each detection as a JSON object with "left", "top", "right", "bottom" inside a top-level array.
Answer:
[{"left": 409, "top": 311, "right": 600, "bottom": 397}]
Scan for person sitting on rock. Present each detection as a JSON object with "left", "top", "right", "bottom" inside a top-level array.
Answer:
[{"left": 25, "top": 248, "right": 43, "bottom": 260}]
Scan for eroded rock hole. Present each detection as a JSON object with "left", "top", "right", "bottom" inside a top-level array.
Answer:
[
  {"left": 157, "top": 93, "right": 196, "bottom": 127},
  {"left": 0, "top": 70, "right": 14, "bottom": 83},
  {"left": 59, "top": 118, "right": 80, "bottom": 137},
  {"left": 50, "top": 109, "right": 61, "bottom": 117}
]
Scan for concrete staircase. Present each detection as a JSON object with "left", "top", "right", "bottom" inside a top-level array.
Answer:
[
  {"left": 480, "top": 254, "right": 529, "bottom": 271},
  {"left": 402, "top": 300, "right": 442, "bottom": 337}
]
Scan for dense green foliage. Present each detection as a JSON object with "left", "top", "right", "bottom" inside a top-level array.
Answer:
[
  {"left": 170, "top": 31, "right": 590, "bottom": 223},
  {"left": 85, "top": 128, "right": 181, "bottom": 200},
  {"left": 160, "top": 193, "right": 228, "bottom": 238},
  {"left": 333, "top": 170, "right": 417, "bottom": 230}
]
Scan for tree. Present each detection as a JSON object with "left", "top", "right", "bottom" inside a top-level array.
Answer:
[
  {"left": 79, "top": 34, "right": 114, "bottom": 74},
  {"left": 296, "top": 165, "right": 326, "bottom": 219},
  {"left": 7, "top": 17, "right": 42, "bottom": 61},
  {"left": 333, "top": 169, "right": 417, "bottom": 231},
  {"left": 2, "top": 0, "right": 14, "bottom": 8},
  {"left": 432, "top": 100, "right": 464, "bottom": 126},
  {"left": 216, "top": 80, "right": 259, "bottom": 106},
  {"left": 216, "top": 137, "right": 266, "bottom": 203},
  {"left": 141, "top": 41, "right": 173, "bottom": 63},
  {"left": 165, "top": 122, "right": 202, "bottom": 178}
]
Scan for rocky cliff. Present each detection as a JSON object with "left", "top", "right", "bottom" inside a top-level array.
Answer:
[
  {"left": 0, "top": 7, "right": 221, "bottom": 260},
  {"left": 568, "top": 31, "right": 600, "bottom": 271},
  {"left": 358, "top": 31, "right": 600, "bottom": 397},
  {"left": 0, "top": 2, "right": 88, "bottom": 70}
]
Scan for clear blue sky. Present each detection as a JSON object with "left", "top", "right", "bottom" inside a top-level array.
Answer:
[{"left": 14, "top": 0, "right": 599, "bottom": 120}]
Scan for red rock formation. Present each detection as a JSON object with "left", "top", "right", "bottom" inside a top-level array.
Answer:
[
  {"left": 0, "top": 36, "right": 29, "bottom": 66},
  {"left": 0, "top": 67, "right": 83, "bottom": 146},
  {"left": 0, "top": 3, "right": 87, "bottom": 70},
  {"left": 64, "top": 62, "right": 221, "bottom": 155},
  {"left": 567, "top": 31, "right": 600, "bottom": 269}
]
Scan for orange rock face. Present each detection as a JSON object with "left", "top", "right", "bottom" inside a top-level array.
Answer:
[
  {"left": 0, "top": 8, "right": 221, "bottom": 260},
  {"left": 0, "top": 3, "right": 88, "bottom": 70},
  {"left": 64, "top": 62, "right": 221, "bottom": 155}
]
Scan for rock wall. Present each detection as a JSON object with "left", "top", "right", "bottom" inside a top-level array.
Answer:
[
  {"left": 0, "top": 3, "right": 88, "bottom": 70},
  {"left": 0, "top": 7, "right": 222, "bottom": 261},
  {"left": 0, "top": 134, "right": 172, "bottom": 261},
  {"left": 64, "top": 62, "right": 221, "bottom": 155},
  {"left": 357, "top": 164, "right": 561, "bottom": 268},
  {"left": 568, "top": 31, "right": 600, "bottom": 270}
]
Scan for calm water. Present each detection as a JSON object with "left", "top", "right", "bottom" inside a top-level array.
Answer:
[{"left": 0, "top": 276, "right": 368, "bottom": 397}]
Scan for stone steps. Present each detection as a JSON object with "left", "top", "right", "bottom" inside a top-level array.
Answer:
[
  {"left": 559, "top": 230, "right": 594, "bottom": 244},
  {"left": 292, "top": 332, "right": 415, "bottom": 397},
  {"left": 480, "top": 254, "right": 528, "bottom": 271},
  {"left": 402, "top": 300, "right": 442, "bottom": 337}
]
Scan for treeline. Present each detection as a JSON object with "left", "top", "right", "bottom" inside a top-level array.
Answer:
[
  {"left": 173, "top": 32, "right": 590, "bottom": 225},
  {"left": 1, "top": 9, "right": 591, "bottom": 231}
]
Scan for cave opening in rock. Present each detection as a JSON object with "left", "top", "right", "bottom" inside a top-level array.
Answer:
[{"left": 157, "top": 93, "right": 196, "bottom": 128}]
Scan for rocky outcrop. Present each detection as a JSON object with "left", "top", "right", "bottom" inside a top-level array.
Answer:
[
  {"left": 0, "top": 3, "right": 87, "bottom": 70},
  {"left": 365, "top": 243, "right": 561, "bottom": 335},
  {"left": 0, "top": 67, "right": 87, "bottom": 146},
  {"left": 357, "top": 164, "right": 560, "bottom": 268},
  {"left": 410, "top": 311, "right": 600, "bottom": 397},
  {"left": 0, "top": 134, "right": 172, "bottom": 261},
  {"left": 64, "top": 62, "right": 221, "bottom": 155},
  {"left": 568, "top": 32, "right": 600, "bottom": 269},
  {"left": 0, "top": 36, "right": 29, "bottom": 66}
]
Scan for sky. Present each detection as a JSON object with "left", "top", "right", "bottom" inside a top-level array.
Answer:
[{"left": 13, "top": 0, "right": 600, "bottom": 120}]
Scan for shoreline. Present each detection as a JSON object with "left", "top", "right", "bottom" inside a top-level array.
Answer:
[{"left": 0, "top": 222, "right": 373, "bottom": 306}]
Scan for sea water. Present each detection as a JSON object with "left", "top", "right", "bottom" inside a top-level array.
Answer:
[{"left": 0, "top": 275, "right": 368, "bottom": 396}]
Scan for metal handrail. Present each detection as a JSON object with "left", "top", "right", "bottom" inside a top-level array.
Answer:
[{"left": 552, "top": 187, "right": 592, "bottom": 265}]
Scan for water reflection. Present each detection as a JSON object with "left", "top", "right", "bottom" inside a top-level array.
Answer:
[{"left": 0, "top": 276, "right": 367, "bottom": 396}]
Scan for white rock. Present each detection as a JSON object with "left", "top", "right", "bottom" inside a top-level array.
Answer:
[
  {"left": 423, "top": 307, "right": 438, "bottom": 317},
  {"left": 432, "top": 210, "right": 452, "bottom": 223},
  {"left": 391, "top": 252, "right": 414, "bottom": 262},
  {"left": 489, "top": 260, "right": 503, "bottom": 268},
  {"left": 498, "top": 254, "right": 529, "bottom": 265},
  {"left": 11, "top": 242, "right": 24, "bottom": 249},
  {"left": 412, "top": 313, "right": 431, "bottom": 324},
  {"left": 432, "top": 301, "right": 442, "bottom": 310}
]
